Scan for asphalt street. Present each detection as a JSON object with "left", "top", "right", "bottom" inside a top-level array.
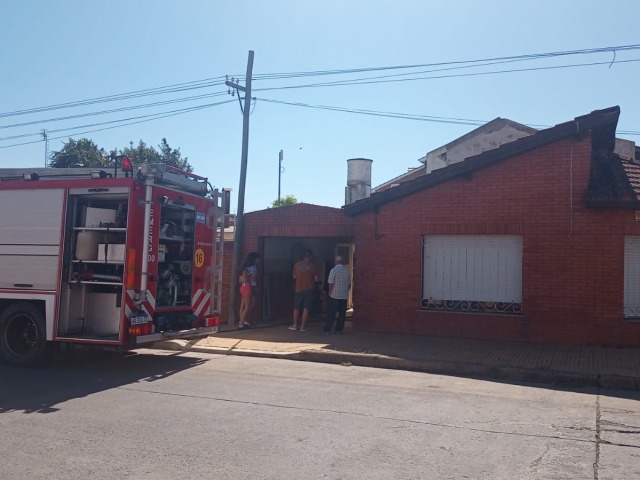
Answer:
[{"left": 1, "top": 349, "right": 639, "bottom": 480}]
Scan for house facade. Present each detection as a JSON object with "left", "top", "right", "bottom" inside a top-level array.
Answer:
[
  {"left": 233, "top": 106, "right": 640, "bottom": 347},
  {"left": 344, "top": 106, "right": 640, "bottom": 347}
]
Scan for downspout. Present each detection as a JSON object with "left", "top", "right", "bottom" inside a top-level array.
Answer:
[{"left": 567, "top": 145, "right": 574, "bottom": 238}]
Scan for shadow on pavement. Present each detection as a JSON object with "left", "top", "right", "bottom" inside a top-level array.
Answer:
[{"left": 0, "top": 349, "right": 208, "bottom": 415}]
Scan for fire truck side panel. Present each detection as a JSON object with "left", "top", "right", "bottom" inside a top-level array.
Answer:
[
  {"left": 152, "top": 186, "right": 205, "bottom": 326},
  {"left": 53, "top": 182, "right": 131, "bottom": 345},
  {"left": 123, "top": 184, "right": 157, "bottom": 323},
  {"left": 0, "top": 189, "right": 65, "bottom": 291},
  {"left": 192, "top": 196, "right": 216, "bottom": 319}
]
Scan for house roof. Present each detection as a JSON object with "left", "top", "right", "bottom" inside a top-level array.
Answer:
[
  {"left": 344, "top": 106, "right": 622, "bottom": 216},
  {"left": 588, "top": 153, "right": 640, "bottom": 208},
  {"left": 246, "top": 202, "right": 344, "bottom": 216},
  {"left": 371, "top": 118, "right": 537, "bottom": 193},
  {"left": 430, "top": 117, "right": 538, "bottom": 155},
  {"left": 622, "top": 159, "right": 640, "bottom": 195},
  {"left": 372, "top": 167, "right": 425, "bottom": 193}
]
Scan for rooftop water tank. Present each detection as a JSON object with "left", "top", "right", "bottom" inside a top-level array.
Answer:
[{"left": 345, "top": 158, "right": 372, "bottom": 204}]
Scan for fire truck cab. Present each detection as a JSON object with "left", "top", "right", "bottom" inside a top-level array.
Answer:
[{"left": 0, "top": 160, "right": 225, "bottom": 366}]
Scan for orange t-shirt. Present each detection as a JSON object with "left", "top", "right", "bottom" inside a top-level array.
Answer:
[{"left": 293, "top": 260, "right": 318, "bottom": 292}]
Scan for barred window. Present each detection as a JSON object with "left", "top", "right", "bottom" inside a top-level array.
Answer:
[{"left": 422, "top": 235, "right": 523, "bottom": 314}]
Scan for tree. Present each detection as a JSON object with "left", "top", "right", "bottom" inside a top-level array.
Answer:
[
  {"left": 158, "top": 138, "right": 192, "bottom": 172},
  {"left": 48, "top": 138, "right": 107, "bottom": 168},
  {"left": 119, "top": 138, "right": 192, "bottom": 172},
  {"left": 121, "top": 140, "right": 161, "bottom": 165},
  {"left": 49, "top": 137, "right": 193, "bottom": 172},
  {"left": 271, "top": 195, "right": 299, "bottom": 208}
]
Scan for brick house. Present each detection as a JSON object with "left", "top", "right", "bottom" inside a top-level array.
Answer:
[
  {"left": 232, "top": 106, "right": 640, "bottom": 347},
  {"left": 344, "top": 105, "right": 640, "bottom": 347}
]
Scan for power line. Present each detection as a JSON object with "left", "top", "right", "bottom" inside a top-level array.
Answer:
[
  {"left": 0, "top": 91, "right": 228, "bottom": 130},
  {"left": 258, "top": 98, "right": 490, "bottom": 125},
  {"left": 251, "top": 44, "right": 640, "bottom": 79},
  {"left": 3, "top": 55, "right": 633, "bottom": 137},
  {"left": 254, "top": 58, "right": 640, "bottom": 92},
  {"left": 0, "top": 100, "right": 235, "bottom": 149},
  {"left": 2, "top": 43, "right": 640, "bottom": 152},
  {"left": 0, "top": 76, "right": 228, "bottom": 119},
  {"left": 258, "top": 98, "right": 640, "bottom": 137},
  {"left": 2, "top": 43, "right": 638, "bottom": 122}
]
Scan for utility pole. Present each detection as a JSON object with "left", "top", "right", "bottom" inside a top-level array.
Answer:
[
  {"left": 42, "top": 130, "right": 49, "bottom": 167},
  {"left": 226, "top": 50, "right": 254, "bottom": 326},
  {"left": 278, "top": 149, "right": 284, "bottom": 204}
]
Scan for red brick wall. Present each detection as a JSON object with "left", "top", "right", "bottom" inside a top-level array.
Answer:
[
  {"left": 351, "top": 135, "right": 640, "bottom": 347},
  {"left": 244, "top": 203, "right": 355, "bottom": 239}
]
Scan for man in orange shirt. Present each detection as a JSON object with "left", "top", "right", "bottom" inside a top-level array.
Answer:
[{"left": 289, "top": 249, "right": 319, "bottom": 332}]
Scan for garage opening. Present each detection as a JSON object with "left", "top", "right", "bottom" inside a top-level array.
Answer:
[{"left": 260, "top": 236, "right": 354, "bottom": 323}]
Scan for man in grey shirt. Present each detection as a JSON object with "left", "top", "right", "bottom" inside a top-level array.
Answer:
[{"left": 323, "top": 255, "right": 351, "bottom": 334}]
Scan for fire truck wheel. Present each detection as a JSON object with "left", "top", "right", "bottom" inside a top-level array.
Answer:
[{"left": 0, "top": 303, "right": 50, "bottom": 367}]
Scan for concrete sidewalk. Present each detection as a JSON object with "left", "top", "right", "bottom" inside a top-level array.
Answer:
[{"left": 153, "top": 320, "right": 640, "bottom": 391}]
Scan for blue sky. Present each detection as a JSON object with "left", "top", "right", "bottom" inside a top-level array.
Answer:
[{"left": 1, "top": 1, "right": 639, "bottom": 212}]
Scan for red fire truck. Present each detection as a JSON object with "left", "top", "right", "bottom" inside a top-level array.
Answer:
[{"left": 0, "top": 159, "right": 225, "bottom": 366}]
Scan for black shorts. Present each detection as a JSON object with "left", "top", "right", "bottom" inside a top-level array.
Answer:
[{"left": 294, "top": 289, "right": 315, "bottom": 311}]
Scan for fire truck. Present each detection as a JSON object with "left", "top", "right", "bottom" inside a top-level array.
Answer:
[{"left": 0, "top": 159, "right": 225, "bottom": 366}]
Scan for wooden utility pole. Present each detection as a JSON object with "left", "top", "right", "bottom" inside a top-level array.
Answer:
[
  {"left": 278, "top": 149, "right": 284, "bottom": 204},
  {"left": 42, "top": 130, "right": 49, "bottom": 167},
  {"left": 226, "top": 50, "right": 254, "bottom": 326}
]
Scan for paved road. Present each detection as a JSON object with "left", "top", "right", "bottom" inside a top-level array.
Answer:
[{"left": 1, "top": 349, "right": 639, "bottom": 479}]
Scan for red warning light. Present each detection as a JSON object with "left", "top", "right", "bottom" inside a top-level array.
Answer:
[{"left": 121, "top": 156, "right": 133, "bottom": 172}]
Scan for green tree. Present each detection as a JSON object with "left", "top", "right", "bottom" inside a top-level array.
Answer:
[
  {"left": 121, "top": 138, "right": 191, "bottom": 172},
  {"left": 271, "top": 195, "right": 299, "bottom": 208},
  {"left": 50, "top": 137, "right": 193, "bottom": 172},
  {"left": 158, "top": 138, "right": 192, "bottom": 172},
  {"left": 48, "top": 138, "right": 107, "bottom": 168},
  {"left": 121, "top": 140, "right": 161, "bottom": 165}
]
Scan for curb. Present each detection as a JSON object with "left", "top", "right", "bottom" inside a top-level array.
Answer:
[{"left": 151, "top": 341, "right": 640, "bottom": 392}]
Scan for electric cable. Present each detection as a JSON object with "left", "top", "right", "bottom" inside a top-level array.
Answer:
[
  {"left": 0, "top": 100, "right": 235, "bottom": 149},
  {"left": 253, "top": 58, "right": 640, "bottom": 92},
  {"left": 2, "top": 43, "right": 640, "bottom": 152},
  {"left": 0, "top": 76, "right": 228, "bottom": 119},
  {"left": 251, "top": 44, "right": 640, "bottom": 79},
  {"left": 2, "top": 43, "right": 638, "bottom": 120},
  {"left": 0, "top": 90, "right": 228, "bottom": 130}
]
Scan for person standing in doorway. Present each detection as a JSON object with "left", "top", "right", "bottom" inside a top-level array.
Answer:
[
  {"left": 238, "top": 267, "right": 252, "bottom": 329},
  {"left": 289, "top": 249, "right": 318, "bottom": 332},
  {"left": 245, "top": 252, "right": 260, "bottom": 314},
  {"left": 238, "top": 252, "right": 260, "bottom": 329},
  {"left": 323, "top": 255, "right": 351, "bottom": 334}
]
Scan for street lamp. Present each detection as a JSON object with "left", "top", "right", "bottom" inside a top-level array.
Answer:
[{"left": 278, "top": 149, "right": 284, "bottom": 204}]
